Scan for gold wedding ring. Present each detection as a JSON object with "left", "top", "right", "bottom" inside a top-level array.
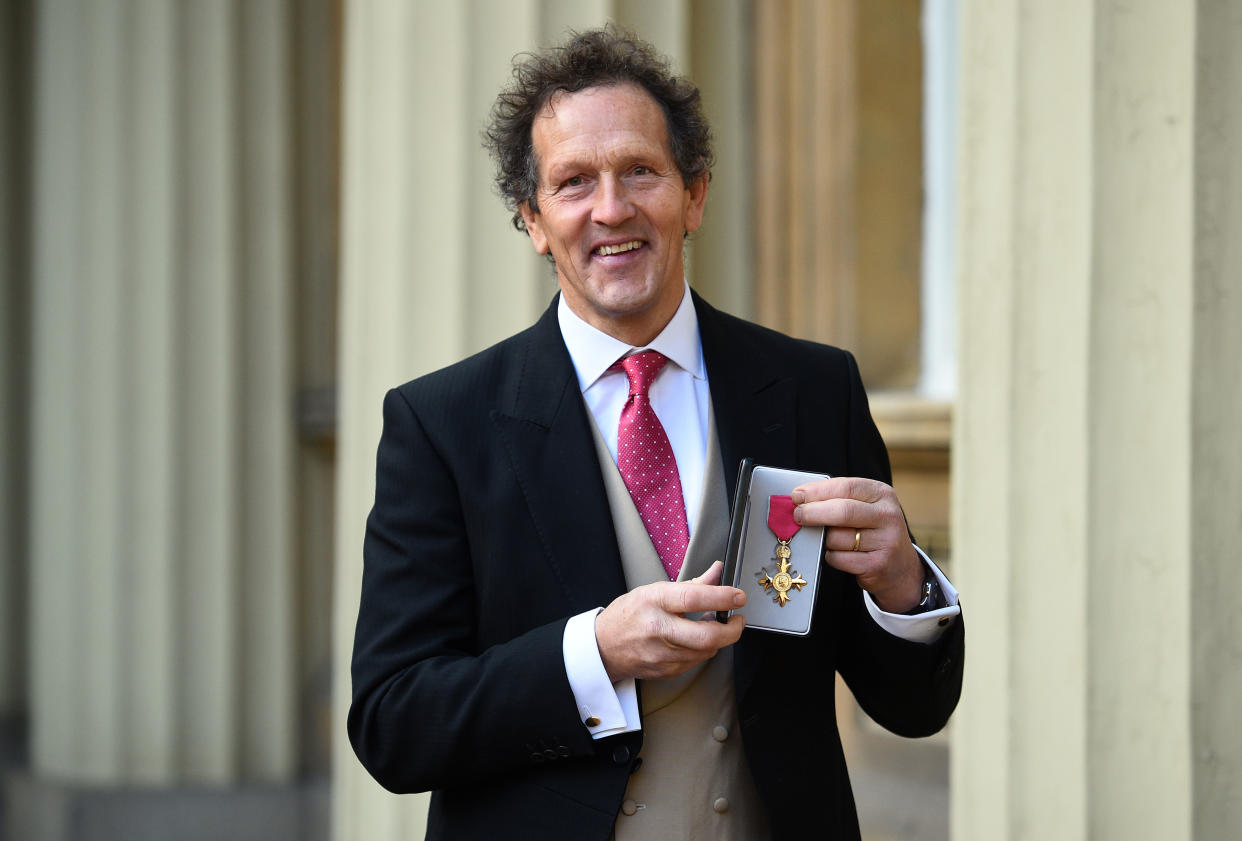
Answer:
[{"left": 852, "top": 530, "right": 862, "bottom": 552}]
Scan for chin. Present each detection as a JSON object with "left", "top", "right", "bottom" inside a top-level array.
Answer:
[{"left": 596, "top": 287, "right": 664, "bottom": 317}]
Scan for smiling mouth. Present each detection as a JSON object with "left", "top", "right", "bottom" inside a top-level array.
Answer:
[{"left": 594, "top": 240, "right": 644, "bottom": 257}]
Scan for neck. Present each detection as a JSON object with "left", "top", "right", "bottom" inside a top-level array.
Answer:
[
  {"left": 593, "top": 312, "right": 674, "bottom": 347},
  {"left": 561, "top": 285, "right": 685, "bottom": 348}
]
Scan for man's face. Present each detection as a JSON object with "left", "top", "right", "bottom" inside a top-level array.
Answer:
[{"left": 520, "top": 84, "right": 708, "bottom": 344}]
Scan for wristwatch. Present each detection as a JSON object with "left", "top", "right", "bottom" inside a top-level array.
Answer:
[{"left": 904, "top": 566, "right": 944, "bottom": 615}]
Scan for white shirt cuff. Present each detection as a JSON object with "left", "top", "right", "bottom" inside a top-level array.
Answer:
[
  {"left": 562, "top": 608, "right": 642, "bottom": 738},
  {"left": 863, "top": 545, "right": 961, "bottom": 644}
]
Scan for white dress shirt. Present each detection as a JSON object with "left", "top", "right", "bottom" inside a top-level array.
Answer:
[{"left": 558, "top": 285, "right": 961, "bottom": 739}]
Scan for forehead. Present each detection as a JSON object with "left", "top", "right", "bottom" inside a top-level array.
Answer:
[{"left": 531, "top": 84, "right": 672, "bottom": 173}]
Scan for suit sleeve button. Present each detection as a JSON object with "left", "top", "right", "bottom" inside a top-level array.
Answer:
[
  {"left": 712, "top": 725, "right": 729, "bottom": 742},
  {"left": 585, "top": 716, "right": 601, "bottom": 727},
  {"left": 543, "top": 749, "right": 558, "bottom": 760},
  {"left": 713, "top": 797, "right": 729, "bottom": 813},
  {"left": 621, "top": 799, "right": 637, "bottom": 816},
  {"left": 530, "top": 752, "right": 544, "bottom": 763},
  {"left": 612, "top": 745, "right": 630, "bottom": 764}
]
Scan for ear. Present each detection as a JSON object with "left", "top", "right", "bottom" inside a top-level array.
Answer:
[
  {"left": 682, "top": 175, "right": 709, "bottom": 234},
  {"left": 519, "top": 201, "right": 549, "bottom": 255}
]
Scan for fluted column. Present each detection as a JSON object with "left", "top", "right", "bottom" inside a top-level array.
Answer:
[
  {"left": 752, "top": 0, "right": 925, "bottom": 387},
  {"left": 688, "top": 0, "right": 753, "bottom": 317},
  {"left": 331, "top": 3, "right": 730, "bottom": 839},
  {"left": 952, "top": 1, "right": 1242, "bottom": 839},
  {"left": 27, "top": 0, "right": 296, "bottom": 788}
]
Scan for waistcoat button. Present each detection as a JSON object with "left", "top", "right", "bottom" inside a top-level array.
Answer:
[
  {"left": 612, "top": 744, "right": 630, "bottom": 764},
  {"left": 713, "top": 797, "right": 729, "bottom": 813},
  {"left": 712, "top": 725, "right": 729, "bottom": 742},
  {"left": 621, "top": 800, "right": 637, "bottom": 816}
]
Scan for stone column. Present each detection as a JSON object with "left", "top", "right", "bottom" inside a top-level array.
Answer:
[
  {"left": 688, "top": 0, "right": 754, "bottom": 318},
  {"left": 952, "top": 1, "right": 1242, "bottom": 839},
  {"left": 331, "top": 3, "right": 744, "bottom": 838},
  {"left": 19, "top": 0, "right": 298, "bottom": 821},
  {"left": 752, "top": 0, "right": 925, "bottom": 388}
]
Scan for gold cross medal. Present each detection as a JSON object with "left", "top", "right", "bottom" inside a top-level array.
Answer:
[{"left": 757, "top": 495, "right": 807, "bottom": 607}]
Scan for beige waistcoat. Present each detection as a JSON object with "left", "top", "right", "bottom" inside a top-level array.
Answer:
[{"left": 589, "top": 413, "right": 768, "bottom": 841}]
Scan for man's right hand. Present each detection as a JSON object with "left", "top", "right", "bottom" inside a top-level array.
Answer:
[{"left": 594, "top": 561, "right": 747, "bottom": 682}]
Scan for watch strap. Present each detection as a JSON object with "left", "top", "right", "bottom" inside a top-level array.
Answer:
[{"left": 903, "top": 564, "right": 944, "bottom": 615}]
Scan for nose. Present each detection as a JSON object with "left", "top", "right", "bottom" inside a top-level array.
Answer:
[{"left": 590, "top": 174, "right": 635, "bottom": 227}]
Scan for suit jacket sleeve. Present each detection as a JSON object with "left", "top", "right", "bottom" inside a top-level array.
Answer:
[
  {"left": 348, "top": 385, "right": 596, "bottom": 793},
  {"left": 829, "top": 349, "right": 963, "bottom": 738}
]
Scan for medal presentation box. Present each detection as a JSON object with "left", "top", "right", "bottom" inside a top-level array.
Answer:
[{"left": 717, "top": 460, "right": 829, "bottom": 636}]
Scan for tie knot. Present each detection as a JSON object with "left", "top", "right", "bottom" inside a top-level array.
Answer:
[{"left": 618, "top": 350, "right": 668, "bottom": 397}]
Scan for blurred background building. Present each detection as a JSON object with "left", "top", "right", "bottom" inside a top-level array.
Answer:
[{"left": 1, "top": 1, "right": 1238, "bottom": 840}]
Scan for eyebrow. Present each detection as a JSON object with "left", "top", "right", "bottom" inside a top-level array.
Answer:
[{"left": 542, "top": 143, "right": 663, "bottom": 182}]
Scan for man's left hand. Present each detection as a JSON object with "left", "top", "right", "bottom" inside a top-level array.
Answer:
[{"left": 791, "top": 477, "right": 923, "bottom": 613}]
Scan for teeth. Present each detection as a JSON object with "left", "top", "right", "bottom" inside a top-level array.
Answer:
[{"left": 596, "top": 240, "right": 642, "bottom": 256}]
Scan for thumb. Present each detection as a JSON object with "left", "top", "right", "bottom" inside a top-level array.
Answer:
[{"left": 692, "top": 560, "right": 725, "bottom": 586}]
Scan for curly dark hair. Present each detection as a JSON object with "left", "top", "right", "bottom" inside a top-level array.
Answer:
[{"left": 483, "top": 25, "right": 715, "bottom": 233}]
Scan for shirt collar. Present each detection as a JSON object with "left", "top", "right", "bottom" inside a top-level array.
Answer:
[{"left": 557, "top": 283, "right": 705, "bottom": 392}]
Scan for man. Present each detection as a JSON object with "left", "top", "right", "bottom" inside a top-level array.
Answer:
[{"left": 350, "top": 27, "right": 963, "bottom": 840}]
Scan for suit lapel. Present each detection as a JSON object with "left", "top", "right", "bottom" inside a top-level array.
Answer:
[
  {"left": 489, "top": 298, "right": 628, "bottom": 612},
  {"left": 695, "top": 292, "right": 798, "bottom": 503}
]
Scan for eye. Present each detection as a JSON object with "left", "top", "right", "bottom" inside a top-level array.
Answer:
[
  {"left": 564, "top": 175, "right": 584, "bottom": 187},
  {"left": 632, "top": 165, "right": 650, "bottom": 176}
]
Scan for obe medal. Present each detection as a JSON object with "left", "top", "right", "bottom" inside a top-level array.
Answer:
[{"left": 757, "top": 494, "right": 807, "bottom": 607}]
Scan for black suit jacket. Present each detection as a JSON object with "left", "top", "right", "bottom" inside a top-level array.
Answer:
[{"left": 349, "top": 292, "right": 964, "bottom": 840}]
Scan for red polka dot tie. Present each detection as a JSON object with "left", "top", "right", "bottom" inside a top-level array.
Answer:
[{"left": 613, "top": 350, "right": 689, "bottom": 580}]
